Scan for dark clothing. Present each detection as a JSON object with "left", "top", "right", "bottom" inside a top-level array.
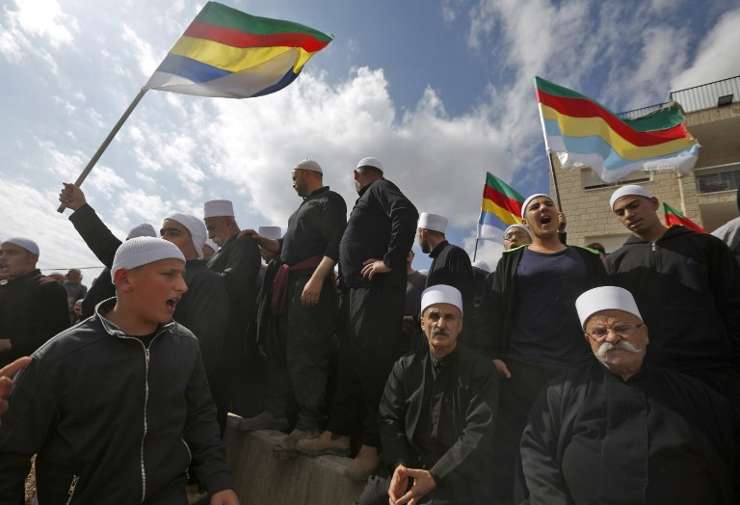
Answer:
[
  {"left": 405, "top": 270, "right": 427, "bottom": 317},
  {"left": 339, "top": 179, "right": 419, "bottom": 288},
  {"left": 379, "top": 345, "right": 498, "bottom": 505},
  {"left": 0, "top": 298, "right": 233, "bottom": 505},
  {"left": 508, "top": 248, "right": 593, "bottom": 368},
  {"left": 0, "top": 270, "right": 69, "bottom": 368},
  {"left": 520, "top": 361, "right": 740, "bottom": 505},
  {"left": 81, "top": 269, "right": 114, "bottom": 319},
  {"left": 425, "top": 241, "right": 473, "bottom": 300},
  {"left": 490, "top": 245, "right": 606, "bottom": 360},
  {"left": 606, "top": 225, "right": 740, "bottom": 370},
  {"left": 467, "top": 267, "right": 494, "bottom": 356},
  {"left": 280, "top": 186, "right": 347, "bottom": 264}
]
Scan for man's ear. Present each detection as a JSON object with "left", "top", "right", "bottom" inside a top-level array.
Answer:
[{"left": 114, "top": 269, "right": 134, "bottom": 294}]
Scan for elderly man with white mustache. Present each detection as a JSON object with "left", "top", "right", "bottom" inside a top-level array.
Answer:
[{"left": 519, "top": 286, "right": 740, "bottom": 505}]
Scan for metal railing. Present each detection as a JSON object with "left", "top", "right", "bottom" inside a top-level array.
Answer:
[{"left": 619, "top": 102, "right": 672, "bottom": 120}]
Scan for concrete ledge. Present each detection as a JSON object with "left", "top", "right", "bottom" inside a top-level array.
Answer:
[{"left": 224, "top": 417, "right": 365, "bottom": 505}]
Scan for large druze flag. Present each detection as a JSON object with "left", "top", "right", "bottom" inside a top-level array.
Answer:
[
  {"left": 535, "top": 76, "right": 700, "bottom": 183},
  {"left": 146, "top": 2, "right": 332, "bottom": 98}
]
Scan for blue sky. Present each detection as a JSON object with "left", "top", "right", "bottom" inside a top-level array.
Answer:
[{"left": 1, "top": 0, "right": 739, "bottom": 278}]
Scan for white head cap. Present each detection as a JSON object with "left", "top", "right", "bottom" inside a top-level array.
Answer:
[
  {"left": 258, "top": 226, "right": 282, "bottom": 240},
  {"left": 295, "top": 159, "right": 323, "bottom": 175},
  {"left": 356, "top": 156, "right": 384, "bottom": 173},
  {"left": 504, "top": 223, "right": 531, "bottom": 238},
  {"left": 421, "top": 284, "right": 463, "bottom": 315},
  {"left": 126, "top": 223, "right": 157, "bottom": 240},
  {"left": 609, "top": 185, "right": 654, "bottom": 210},
  {"left": 575, "top": 286, "right": 642, "bottom": 329},
  {"left": 111, "top": 237, "right": 185, "bottom": 283},
  {"left": 166, "top": 213, "right": 208, "bottom": 259},
  {"left": 418, "top": 212, "right": 448, "bottom": 234},
  {"left": 472, "top": 260, "right": 490, "bottom": 273},
  {"left": 3, "top": 237, "right": 39, "bottom": 257},
  {"left": 203, "top": 200, "right": 235, "bottom": 219},
  {"left": 520, "top": 193, "right": 551, "bottom": 218}
]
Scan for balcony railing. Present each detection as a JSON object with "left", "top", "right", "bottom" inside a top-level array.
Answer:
[{"left": 695, "top": 162, "right": 740, "bottom": 194}]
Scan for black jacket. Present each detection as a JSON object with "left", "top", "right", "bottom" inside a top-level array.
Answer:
[
  {"left": 379, "top": 345, "right": 498, "bottom": 504},
  {"left": 81, "top": 268, "right": 114, "bottom": 319},
  {"left": 606, "top": 226, "right": 740, "bottom": 369},
  {"left": 339, "top": 179, "right": 418, "bottom": 288},
  {"left": 490, "top": 246, "right": 606, "bottom": 359},
  {"left": 0, "top": 270, "right": 69, "bottom": 367},
  {"left": 0, "top": 299, "right": 232, "bottom": 505}
]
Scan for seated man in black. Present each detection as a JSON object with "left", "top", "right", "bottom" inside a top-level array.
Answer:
[
  {"left": 379, "top": 285, "right": 498, "bottom": 505},
  {"left": 520, "top": 286, "right": 739, "bottom": 505}
]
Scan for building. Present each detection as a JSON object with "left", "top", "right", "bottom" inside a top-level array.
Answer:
[{"left": 553, "top": 75, "right": 740, "bottom": 252}]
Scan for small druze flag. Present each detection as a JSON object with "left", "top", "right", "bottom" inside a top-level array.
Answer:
[
  {"left": 477, "top": 172, "right": 525, "bottom": 242},
  {"left": 663, "top": 202, "right": 704, "bottom": 233},
  {"left": 146, "top": 2, "right": 332, "bottom": 98}
]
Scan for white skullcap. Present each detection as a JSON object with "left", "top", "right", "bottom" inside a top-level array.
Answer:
[
  {"left": 520, "top": 193, "right": 551, "bottom": 218},
  {"left": 575, "top": 286, "right": 642, "bottom": 328},
  {"left": 3, "top": 238, "right": 39, "bottom": 256},
  {"left": 609, "top": 185, "right": 654, "bottom": 210},
  {"left": 418, "top": 212, "right": 448, "bottom": 234},
  {"left": 203, "top": 200, "right": 235, "bottom": 219},
  {"left": 111, "top": 237, "right": 185, "bottom": 283},
  {"left": 166, "top": 213, "right": 207, "bottom": 259},
  {"left": 295, "top": 159, "right": 323, "bottom": 174},
  {"left": 259, "top": 226, "right": 282, "bottom": 240},
  {"left": 504, "top": 223, "right": 531, "bottom": 238},
  {"left": 421, "top": 284, "right": 463, "bottom": 314},
  {"left": 356, "top": 156, "right": 384, "bottom": 173},
  {"left": 472, "top": 260, "right": 490, "bottom": 273},
  {"left": 126, "top": 223, "right": 156, "bottom": 240}
]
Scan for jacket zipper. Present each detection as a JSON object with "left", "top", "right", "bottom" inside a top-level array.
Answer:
[
  {"left": 182, "top": 438, "right": 192, "bottom": 479},
  {"left": 65, "top": 474, "right": 79, "bottom": 505}
]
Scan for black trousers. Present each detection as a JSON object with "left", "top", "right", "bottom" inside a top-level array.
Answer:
[
  {"left": 264, "top": 271, "right": 338, "bottom": 431},
  {"left": 328, "top": 281, "right": 405, "bottom": 448},
  {"left": 490, "top": 359, "right": 565, "bottom": 505}
]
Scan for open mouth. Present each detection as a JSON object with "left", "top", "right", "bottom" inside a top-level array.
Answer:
[
  {"left": 539, "top": 214, "right": 553, "bottom": 225},
  {"left": 165, "top": 297, "right": 180, "bottom": 311}
]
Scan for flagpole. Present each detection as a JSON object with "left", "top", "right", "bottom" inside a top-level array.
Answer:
[
  {"left": 56, "top": 88, "right": 148, "bottom": 213},
  {"left": 473, "top": 237, "right": 479, "bottom": 262},
  {"left": 546, "top": 151, "right": 564, "bottom": 210}
]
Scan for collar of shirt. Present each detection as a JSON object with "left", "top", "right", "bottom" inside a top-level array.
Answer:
[
  {"left": 430, "top": 346, "right": 458, "bottom": 375},
  {"left": 304, "top": 186, "right": 330, "bottom": 201},
  {"left": 429, "top": 240, "right": 449, "bottom": 259}
]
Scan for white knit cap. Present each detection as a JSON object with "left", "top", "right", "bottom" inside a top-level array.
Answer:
[
  {"left": 472, "top": 260, "right": 490, "bottom": 273},
  {"left": 421, "top": 284, "right": 463, "bottom": 314},
  {"left": 258, "top": 226, "right": 282, "bottom": 240},
  {"left": 111, "top": 237, "right": 185, "bottom": 283},
  {"left": 3, "top": 237, "right": 39, "bottom": 256},
  {"left": 126, "top": 223, "right": 157, "bottom": 240},
  {"left": 609, "top": 184, "right": 654, "bottom": 210},
  {"left": 575, "top": 286, "right": 642, "bottom": 328},
  {"left": 295, "top": 159, "right": 323, "bottom": 174},
  {"left": 504, "top": 223, "right": 531, "bottom": 238},
  {"left": 166, "top": 213, "right": 208, "bottom": 259},
  {"left": 520, "top": 193, "right": 551, "bottom": 218},
  {"left": 356, "top": 156, "right": 384, "bottom": 173},
  {"left": 418, "top": 212, "right": 448, "bottom": 234},
  {"left": 203, "top": 200, "right": 235, "bottom": 218}
]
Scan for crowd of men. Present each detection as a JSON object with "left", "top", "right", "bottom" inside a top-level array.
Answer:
[{"left": 0, "top": 156, "right": 738, "bottom": 505}]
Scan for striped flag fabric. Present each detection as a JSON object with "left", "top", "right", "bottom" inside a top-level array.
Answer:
[
  {"left": 663, "top": 202, "right": 704, "bottom": 232},
  {"left": 477, "top": 172, "right": 525, "bottom": 241},
  {"left": 535, "top": 76, "right": 700, "bottom": 183},
  {"left": 146, "top": 2, "right": 332, "bottom": 98}
]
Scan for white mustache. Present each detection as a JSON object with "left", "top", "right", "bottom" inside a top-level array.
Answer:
[{"left": 596, "top": 340, "right": 642, "bottom": 360}]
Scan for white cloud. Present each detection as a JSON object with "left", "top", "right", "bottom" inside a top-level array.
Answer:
[{"left": 121, "top": 24, "right": 159, "bottom": 77}]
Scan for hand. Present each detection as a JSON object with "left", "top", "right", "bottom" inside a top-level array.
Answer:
[
  {"left": 59, "top": 183, "right": 87, "bottom": 211},
  {"left": 361, "top": 259, "right": 391, "bottom": 280},
  {"left": 388, "top": 465, "right": 436, "bottom": 505},
  {"left": 493, "top": 359, "right": 512, "bottom": 379},
  {"left": 210, "top": 489, "right": 239, "bottom": 505},
  {"left": 0, "top": 339, "right": 11, "bottom": 352},
  {"left": 0, "top": 356, "right": 32, "bottom": 416},
  {"left": 300, "top": 276, "right": 322, "bottom": 306}
]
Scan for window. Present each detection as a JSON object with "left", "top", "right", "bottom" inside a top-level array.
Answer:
[
  {"left": 695, "top": 162, "right": 740, "bottom": 194},
  {"left": 581, "top": 168, "right": 651, "bottom": 190}
]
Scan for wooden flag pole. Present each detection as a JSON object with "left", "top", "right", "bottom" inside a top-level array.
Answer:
[
  {"left": 473, "top": 237, "right": 480, "bottom": 262},
  {"left": 57, "top": 88, "right": 148, "bottom": 213},
  {"left": 546, "top": 151, "right": 564, "bottom": 211}
]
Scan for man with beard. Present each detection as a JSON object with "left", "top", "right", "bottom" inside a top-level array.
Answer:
[
  {"left": 0, "top": 237, "right": 239, "bottom": 505},
  {"left": 488, "top": 194, "right": 606, "bottom": 504},
  {"left": 520, "top": 286, "right": 739, "bottom": 505},
  {"left": 0, "top": 238, "right": 69, "bottom": 368},
  {"left": 240, "top": 160, "right": 346, "bottom": 452},
  {"left": 606, "top": 185, "right": 740, "bottom": 406},
  {"left": 298, "top": 156, "right": 418, "bottom": 480},
  {"left": 381, "top": 285, "right": 498, "bottom": 505}
]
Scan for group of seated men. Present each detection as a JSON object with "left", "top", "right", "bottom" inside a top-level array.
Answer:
[{"left": 0, "top": 156, "right": 738, "bottom": 504}]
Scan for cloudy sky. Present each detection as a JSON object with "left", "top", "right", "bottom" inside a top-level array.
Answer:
[{"left": 1, "top": 0, "right": 739, "bottom": 279}]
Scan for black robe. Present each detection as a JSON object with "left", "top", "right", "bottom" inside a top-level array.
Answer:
[
  {"left": 520, "top": 361, "right": 740, "bottom": 505},
  {"left": 379, "top": 345, "right": 498, "bottom": 504}
]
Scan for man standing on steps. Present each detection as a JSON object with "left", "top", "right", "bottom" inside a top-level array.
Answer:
[{"left": 298, "top": 156, "right": 418, "bottom": 481}]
